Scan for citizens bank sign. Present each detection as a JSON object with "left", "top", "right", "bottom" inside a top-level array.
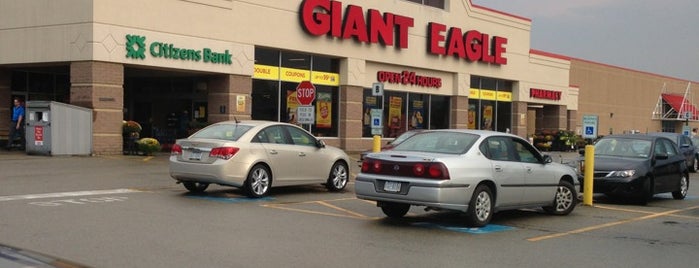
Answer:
[
  {"left": 299, "top": 0, "right": 508, "bottom": 65},
  {"left": 125, "top": 34, "right": 232, "bottom": 65}
]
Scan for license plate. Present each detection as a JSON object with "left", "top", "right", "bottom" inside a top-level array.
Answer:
[
  {"left": 384, "top": 181, "right": 401, "bottom": 192},
  {"left": 189, "top": 152, "right": 202, "bottom": 160}
]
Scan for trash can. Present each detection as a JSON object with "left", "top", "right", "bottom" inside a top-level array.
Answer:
[{"left": 25, "top": 101, "right": 92, "bottom": 156}]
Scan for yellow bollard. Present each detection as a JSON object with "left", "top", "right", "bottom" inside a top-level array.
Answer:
[
  {"left": 373, "top": 135, "right": 381, "bottom": 152},
  {"left": 583, "top": 145, "right": 595, "bottom": 206}
]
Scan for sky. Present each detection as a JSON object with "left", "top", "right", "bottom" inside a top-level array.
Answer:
[{"left": 471, "top": 0, "right": 699, "bottom": 82}]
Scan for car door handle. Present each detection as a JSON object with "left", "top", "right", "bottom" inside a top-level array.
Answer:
[
  {"left": 494, "top": 165, "right": 503, "bottom": 172},
  {"left": 298, "top": 152, "right": 306, "bottom": 157},
  {"left": 269, "top": 150, "right": 278, "bottom": 155},
  {"left": 526, "top": 167, "right": 533, "bottom": 173}
]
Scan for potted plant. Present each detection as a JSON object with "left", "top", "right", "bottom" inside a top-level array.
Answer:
[
  {"left": 122, "top": 121, "right": 142, "bottom": 155},
  {"left": 137, "top": 137, "right": 161, "bottom": 156}
]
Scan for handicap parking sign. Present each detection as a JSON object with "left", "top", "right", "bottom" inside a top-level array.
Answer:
[{"left": 582, "top": 115, "right": 598, "bottom": 139}]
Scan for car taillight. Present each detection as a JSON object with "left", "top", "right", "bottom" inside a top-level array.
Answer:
[
  {"left": 209, "top": 147, "right": 239, "bottom": 160},
  {"left": 171, "top": 144, "right": 182, "bottom": 155},
  {"left": 413, "top": 163, "right": 425, "bottom": 176},
  {"left": 428, "top": 163, "right": 449, "bottom": 179},
  {"left": 360, "top": 158, "right": 449, "bottom": 180}
]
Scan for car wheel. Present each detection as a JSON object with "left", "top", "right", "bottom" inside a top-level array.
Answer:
[
  {"left": 182, "top": 182, "right": 209, "bottom": 193},
  {"left": 380, "top": 202, "right": 410, "bottom": 218},
  {"left": 672, "top": 174, "right": 689, "bottom": 200},
  {"left": 326, "top": 161, "right": 349, "bottom": 192},
  {"left": 466, "top": 184, "right": 493, "bottom": 227},
  {"left": 244, "top": 164, "right": 271, "bottom": 198},
  {"left": 543, "top": 181, "right": 576, "bottom": 215}
]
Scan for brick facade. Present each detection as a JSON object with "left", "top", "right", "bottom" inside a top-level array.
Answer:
[
  {"left": 450, "top": 96, "right": 468, "bottom": 129},
  {"left": 207, "top": 74, "right": 252, "bottom": 123},
  {"left": 70, "top": 61, "right": 124, "bottom": 155},
  {"left": 339, "top": 85, "right": 364, "bottom": 151}
]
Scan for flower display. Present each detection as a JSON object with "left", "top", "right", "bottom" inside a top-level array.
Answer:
[
  {"left": 137, "top": 137, "right": 161, "bottom": 155},
  {"left": 122, "top": 120, "right": 142, "bottom": 134}
]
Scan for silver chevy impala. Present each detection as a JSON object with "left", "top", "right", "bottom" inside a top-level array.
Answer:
[
  {"left": 355, "top": 129, "right": 578, "bottom": 227},
  {"left": 170, "top": 120, "right": 350, "bottom": 197}
]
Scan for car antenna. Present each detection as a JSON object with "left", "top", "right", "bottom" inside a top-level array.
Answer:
[{"left": 234, "top": 116, "right": 240, "bottom": 124}]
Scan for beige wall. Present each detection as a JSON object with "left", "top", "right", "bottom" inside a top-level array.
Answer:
[
  {"left": 571, "top": 59, "right": 697, "bottom": 135},
  {"left": 0, "top": 1, "right": 572, "bottom": 96},
  {"left": 1, "top": 0, "right": 577, "bottom": 144}
]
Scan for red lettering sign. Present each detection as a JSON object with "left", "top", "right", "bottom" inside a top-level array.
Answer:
[
  {"left": 34, "top": 126, "right": 44, "bottom": 142},
  {"left": 530, "top": 88, "right": 561, "bottom": 100},
  {"left": 377, "top": 71, "right": 442, "bottom": 88},
  {"left": 296, "top": 81, "right": 316, "bottom": 106},
  {"left": 428, "top": 23, "right": 508, "bottom": 65},
  {"left": 300, "top": 0, "right": 414, "bottom": 48}
]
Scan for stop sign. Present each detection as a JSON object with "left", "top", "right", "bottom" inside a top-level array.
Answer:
[{"left": 296, "top": 81, "right": 316, "bottom": 106}]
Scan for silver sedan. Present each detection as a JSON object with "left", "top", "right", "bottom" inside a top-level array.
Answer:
[
  {"left": 170, "top": 120, "right": 350, "bottom": 197},
  {"left": 355, "top": 129, "right": 578, "bottom": 227}
]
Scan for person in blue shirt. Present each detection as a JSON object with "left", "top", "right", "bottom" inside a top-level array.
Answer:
[{"left": 6, "top": 98, "right": 25, "bottom": 150}]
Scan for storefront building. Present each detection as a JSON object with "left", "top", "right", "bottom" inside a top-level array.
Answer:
[
  {"left": 0, "top": 0, "right": 577, "bottom": 154},
  {"left": 570, "top": 58, "right": 698, "bottom": 136}
]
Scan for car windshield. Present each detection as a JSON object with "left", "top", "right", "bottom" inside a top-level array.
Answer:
[
  {"left": 594, "top": 138, "right": 651, "bottom": 158},
  {"left": 190, "top": 124, "right": 253, "bottom": 141},
  {"left": 392, "top": 132, "right": 478, "bottom": 154}
]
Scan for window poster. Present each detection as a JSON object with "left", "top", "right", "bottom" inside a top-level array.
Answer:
[
  {"left": 410, "top": 100, "right": 424, "bottom": 129},
  {"left": 286, "top": 90, "right": 299, "bottom": 124},
  {"left": 482, "top": 105, "right": 493, "bottom": 130},
  {"left": 389, "top": 96, "right": 403, "bottom": 137},
  {"left": 316, "top": 92, "right": 332, "bottom": 128},
  {"left": 468, "top": 104, "right": 477, "bottom": 129}
]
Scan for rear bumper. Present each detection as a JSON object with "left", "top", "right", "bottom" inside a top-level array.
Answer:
[{"left": 354, "top": 176, "right": 472, "bottom": 212}]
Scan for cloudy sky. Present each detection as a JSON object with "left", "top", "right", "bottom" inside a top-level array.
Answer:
[{"left": 471, "top": 0, "right": 699, "bottom": 82}]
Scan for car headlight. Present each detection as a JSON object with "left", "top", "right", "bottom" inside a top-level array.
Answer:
[{"left": 605, "top": 170, "right": 636, "bottom": 178}]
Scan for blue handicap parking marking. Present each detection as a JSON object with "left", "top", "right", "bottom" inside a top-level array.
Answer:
[
  {"left": 412, "top": 222, "right": 515, "bottom": 234},
  {"left": 186, "top": 195, "right": 275, "bottom": 203}
]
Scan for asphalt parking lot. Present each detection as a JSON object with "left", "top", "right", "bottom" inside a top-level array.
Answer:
[{"left": 1, "top": 150, "right": 698, "bottom": 267}]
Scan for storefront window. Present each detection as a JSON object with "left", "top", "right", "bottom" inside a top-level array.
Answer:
[
  {"left": 252, "top": 48, "right": 340, "bottom": 137},
  {"left": 469, "top": 76, "right": 513, "bottom": 132},
  {"left": 11, "top": 69, "right": 70, "bottom": 103},
  {"left": 408, "top": 94, "right": 427, "bottom": 130},
  {"left": 362, "top": 89, "right": 449, "bottom": 137},
  {"left": 430, "top": 95, "right": 450, "bottom": 129}
]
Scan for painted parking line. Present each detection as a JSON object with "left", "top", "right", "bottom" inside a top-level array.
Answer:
[
  {"left": 186, "top": 195, "right": 274, "bottom": 203},
  {"left": 262, "top": 197, "right": 380, "bottom": 220},
  {"left": 412, "top": 222, "right": 515, "bottom": 234},
  {"left": 527, "top": 205, "right": 699, "bottom": 242},
  {"left": 0, "top": 189, "right": 142, "bottom": 202},
  {"left": 594, "top": 204, "right": 699, "bottom": 220}
]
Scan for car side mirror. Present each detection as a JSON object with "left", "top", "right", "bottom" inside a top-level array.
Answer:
[
  {"left": 542, "top": 154, "right": 553, "bottom": 164},
  {"left": 316, "top": 139, "right": 326, "bottom": 148}
]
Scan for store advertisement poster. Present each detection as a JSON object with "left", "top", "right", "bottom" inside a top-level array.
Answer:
[
  {"left": 410, "top": 100, "right": 424, "bottom": 129},
  {"left": 482, "top": 105, "right": 493, "bottom": 130},
  {"left": 316, "top": 92, "right": 332, "bottom": 128},
  {"left": 287, "top": 90, "right": 299, "bottom": 124},
  {"left": 389, "top": 96, "right": 403, "bottom": 133},
  {"left": 468, "top": 104, "right": 477, "bottom": 129}
]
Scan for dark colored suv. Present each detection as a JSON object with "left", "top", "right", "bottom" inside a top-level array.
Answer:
[{"left": 647, "top": 132, "right": 698, "bottom": 172}]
